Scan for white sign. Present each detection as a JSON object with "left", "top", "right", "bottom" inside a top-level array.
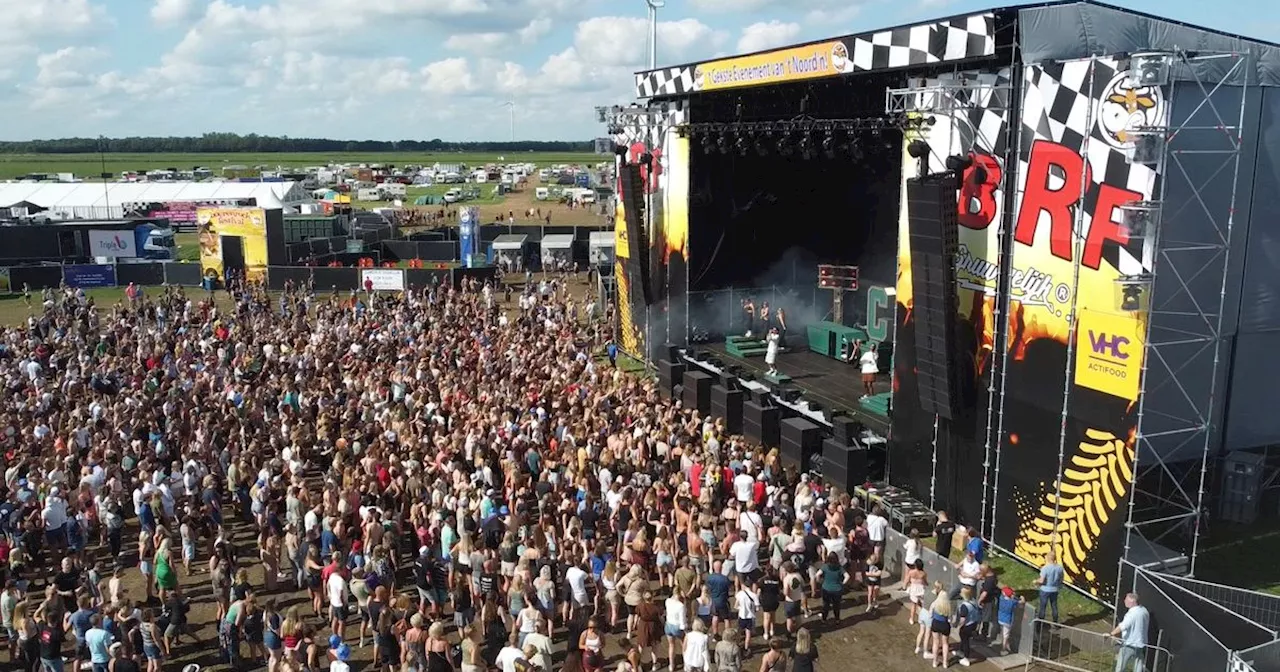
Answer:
[
  {"left": 87, "top": 230, "right": 138, "bottom": 258},
  {"left": 360, "top": 269, "right": 405, "bottom": 292}
]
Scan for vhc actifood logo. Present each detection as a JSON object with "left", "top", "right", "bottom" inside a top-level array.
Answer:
[{"left": 1087, "top": 330, "right": 1130, "bottom": 361}]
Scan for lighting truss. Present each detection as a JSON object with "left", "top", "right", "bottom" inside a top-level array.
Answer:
[
  {"left": 682, "top": 117, "right": 895, "bottom": 136},
  {"left": 1120, "top": 49, "right": 1252, "bottom": 580},
  {"left": 884, "top": 79, "right": 1015, "bottom": 116}
]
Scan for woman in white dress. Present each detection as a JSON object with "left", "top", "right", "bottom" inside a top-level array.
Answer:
[{"left": 765, "top": 328, "right": 780, "bottom": 376}]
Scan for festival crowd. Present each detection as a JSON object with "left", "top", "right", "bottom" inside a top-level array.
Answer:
[{"left": 0, "top": 274, "right": 1025, "bottom": 672}]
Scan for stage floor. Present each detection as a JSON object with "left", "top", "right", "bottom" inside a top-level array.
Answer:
[{"left": 703, "top": 340, "right": 892, "bottom": 431}]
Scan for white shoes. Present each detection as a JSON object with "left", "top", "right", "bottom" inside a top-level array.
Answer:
[
  {"left": 923, "top": 652, "right": 934, "bottom": 660},
  {"left": 959, "top": 658, "right": 971, "bottom": 667}
]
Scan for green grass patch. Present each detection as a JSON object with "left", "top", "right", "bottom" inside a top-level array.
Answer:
[
  {"left": 174, "top": 232, "right": 200, "bottom": 262},
  {"left": 1191, "top": 521, "right": 1280, "bottom": 596},
  {"left": 0, "top": 152, "right": 600, "bottom": 179}
]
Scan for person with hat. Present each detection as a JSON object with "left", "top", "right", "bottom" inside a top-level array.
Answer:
[{"left": 995, "top": 585, "right": 1025, "bottom": 654}]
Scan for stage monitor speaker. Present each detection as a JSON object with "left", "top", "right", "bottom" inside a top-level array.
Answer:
[
  {"left": 831, "top": 416, "right": 862, "bottom": 445},
  {"left": 743, "top": 400, "right": 780, "bottom": 447},
  {"left": 906, "top": 175, "right": 964, "bottom": 420},
  {"left": 619, "top": 164, "right": 653, "bottom": 305},
  {"left": 1220, "top": 451, "right": 1265, "bottom": 524},
  {"left": 658, "top": 359, "right": 685, "bottom": 395},
  {"left": 682, "top": 370, "right": 713, "bottom": 415},
  {"left": 780, "top": 417, "right": 822, "bottom": 472},
  {"left": 718, "top": 372, "right": 740, "bottom": 390},
  {"left": 822, "top": 438, "right": 867, "bottom": 493},
  {"left": 710, "top": 385, "right": 744, "bottom": 435},
  {"left": 666, "top": 345, "right": 682, "bottom": 362}
]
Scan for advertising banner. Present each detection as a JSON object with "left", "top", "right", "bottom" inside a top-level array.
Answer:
[
  {"left": 360, "top": 269, "right": 405, "bottom": 292},
  {"left": 64, "top": 264, "right": 117, "bottom": 288},
  {"left": 459, "top": 207, "right": 477, "bottom": 268},
  {"left": 995, "top": 57, "right": 1167, "bottom": 599},
  {"left": 693, "top": 41, "right": 854, "bottom": 92},
  {"left": 124, "top": 199, "right": 256, "bottom": 230},
  {"left": 197, "top": 208, "right": 268, "bottom": 282},
  {"left": 87, "top": 230, "right": 138, "bottom": 258},
  {"left": 892, "top": 68, "right": 1012, "bottom": 524}
]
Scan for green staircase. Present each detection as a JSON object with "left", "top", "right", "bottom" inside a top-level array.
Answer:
[
  {"left": 763, "top": 372, "right": 792, "bottom": 384},
  {"left": 807, "top": 322, "right": 868, "bottom": 358},
  {"left": 725, "top": 334, "right": 784, "bottom": 358},
  {"left": 859, "top": 392, "right": 891, "bottom": 418}
]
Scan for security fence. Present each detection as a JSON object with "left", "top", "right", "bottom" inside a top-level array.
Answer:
[{"left": 1025, "top": 620, "right": 1173, "bottom": 672}]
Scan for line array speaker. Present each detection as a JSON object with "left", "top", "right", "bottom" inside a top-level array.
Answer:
[
  {"left": 658, "top": 359, "right": 686, "bottom": 396},
  {"left": 906, "top": 175, "right": 964, "bottom": 420},
  {"left": 822, "top": 438, "right": 867, "bottom": 494},
  {"left": 743, "top": 400, "right": 780, "bottom": 447},
  {"left": 619, "top": 164, "right": 654, "bottom": 305},
  {"left": 710, "top": 385, "right": 744, "bottom": 435}
]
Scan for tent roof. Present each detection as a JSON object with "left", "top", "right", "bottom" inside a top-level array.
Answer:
[
  {"left": 0, "top": 181, "right": 309, "bottom": 210},
  {"left": 589, "top": 231, "right": 615, "bottom": 245},
  {"left": 541, "top": 234, "right": 574, "bottom": 248},
  {"left": 493, "top": 233, "right": 528, "bottom": 249}
]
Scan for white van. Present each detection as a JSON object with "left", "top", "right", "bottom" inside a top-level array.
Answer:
[
  {"left": 535, "top": 187, "right": 549, "bottom": 201},
  {"left": 443, "top": 188, "right": 462, "bottom": 203},
  {"left": 356, "top": 188, "right": 382, "bottom": 201}
]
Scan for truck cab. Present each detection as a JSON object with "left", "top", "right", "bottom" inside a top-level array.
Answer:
[{"left": 135, "top": 224, "right": 177, "bottom": 260}]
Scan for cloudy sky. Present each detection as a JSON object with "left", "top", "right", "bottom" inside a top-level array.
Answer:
[{"left": 1, "top": 0, "right": 1276, "bottom": 142}]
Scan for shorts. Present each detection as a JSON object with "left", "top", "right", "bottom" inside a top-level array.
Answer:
[
  {"left": 664, "top": 624, "right": 684, "bottom": 638},
  {"left": 931, "top": 620, "right": 951, "bottom": 636},
  {"left": 139, "top": 561, "right": 153, "bottom": 577},
  {"left": 1000, "top": 623, "right": 1012, "bottom": 640},
  {"left": 807, "top": 566, "right": 822, "bottom": 582},
  {"left": 501, "top": 561, "right": 516, "bottom": 577},
  {"left": 784, "top": 601, "right": 802, "bottom": 619},
  {"left": 144, "top": 644, "right": 163, "bottom": 661},
  {"left": 737, "top": 567, "right": 761, "bottom": 584},
  {"left": 45, "top": 528, "right": 66, "bottom": 546},
  {"left": 714, "top": 603, "right": 731, "bottom": 620},
  {"left": 330, "top": 604, "right": 348, "bottom": 621},
  {"left": 738, "top": 617, "right": 755, "bottom": 631},
  {"left": 657, "top": 552, "right": 673, "bottom": 567}
]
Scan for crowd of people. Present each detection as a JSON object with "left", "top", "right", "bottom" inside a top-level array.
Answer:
[{"left": 0, "top": 272, "right": 1079, "bottom": 672}]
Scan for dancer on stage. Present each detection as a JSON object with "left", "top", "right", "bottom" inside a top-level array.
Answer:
[
  {"left": 743, "top": 298, "right": 757, "bottom": 338},
  {"left": 766, "top": 327, "right": 781, "bottom": 377},
  {"left": 760, "top": 301, "right": 771, "bottom": 333},
  {"left": 776, "top": 307, "right": 788, "bottom": 347},
  {"left": 859, "top": 341, "right": 879, "bottom": 398}
]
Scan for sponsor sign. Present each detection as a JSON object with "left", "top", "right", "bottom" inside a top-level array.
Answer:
[
  {"left": 197, "top": 208, "right": 268, "bottom": 282},
  {"left": 360, "top": 269, "right": 405, "bottom": 292},
  {"left": 692, "top": 41, "right": 854, "bottom": 92},
  {"left": 124, "top": 199, "right": 256, "bottom": 229},
  {"left": 87, "top": 230, "right": 138, "bottom": 258},
  {"left": 1075, "top": 309, "right": 1143, "bottom": 401},
  {"left": 458, "top": 207, "right": 478, "bottom": 268},
  {"left": 64, "top": 264, "right": 117, "bottom": 288}
]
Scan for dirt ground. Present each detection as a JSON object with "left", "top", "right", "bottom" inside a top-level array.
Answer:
[{"left": 411, "top": 176, "right": 612, "bottom": 229}]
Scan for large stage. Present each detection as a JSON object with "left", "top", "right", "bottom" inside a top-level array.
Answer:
[{"left": 702, "top": 339, "right": 892, "bottom": 433}]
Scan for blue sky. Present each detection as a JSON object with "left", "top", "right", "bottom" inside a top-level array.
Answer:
[{"left": 1, "top": 0, "right": 1277, "bottom": 142}]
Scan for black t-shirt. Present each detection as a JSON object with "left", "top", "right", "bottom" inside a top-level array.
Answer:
[
  {"left": 415, "top": 558, "right": 433, "bottom": 589},
  {"left": 935, "top": 521, "right": 957, "bottom": 554},
  {"left": 758, "top": 576, "right": 781, "bottom": 605},
  {"left": 579, "top": 507, "right": 600, "bottom": 534},
  {"left": 53, "top": 571, "right": 80, "bottom": 594},
  {"left": 979, "top": 574, "right": 999, "bottom": 605},
  {"left": 791, "top": 649, "right": 818, "bottom": 672},
  {"left": 38, "top": 623, "right": 64, "bottom": 659},
  {"left": 802, "top": 533, "right": 823, "bottom": 564}
]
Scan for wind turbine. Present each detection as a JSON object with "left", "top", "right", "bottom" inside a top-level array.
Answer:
[
  {"left": 645, "top": 0, "right": 664, "bottom": 70},
  {"left": 502, "top": 101, "right": 515, "bottom": 141}
]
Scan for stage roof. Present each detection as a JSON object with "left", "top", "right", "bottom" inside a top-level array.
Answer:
[{"left": 634, "top": 1, "right": 1280, "bottom": 99}]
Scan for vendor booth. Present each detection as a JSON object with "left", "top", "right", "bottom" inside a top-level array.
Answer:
[
  {"left": 588, "top": 230, "right": 615, "bottom": 266},
  {"left": 490, "top": 233, "right": 530, "bottom": 272}
]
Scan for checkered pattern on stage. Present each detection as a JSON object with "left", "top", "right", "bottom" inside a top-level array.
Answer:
[
  {"left": 633, "top": 12, "right": 996, "bottom": 99},
  {"left": 1017, "top": 58, "right": 1156, "bottom": 276}
]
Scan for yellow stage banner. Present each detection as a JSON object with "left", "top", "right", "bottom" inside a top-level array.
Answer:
[
  {"left": 693, "top": 40, "right": 854, "bottom": 92},
  {"left": 197, "top": 207, "right": 269, "bottom": 282},
  {"left": 614, "top": 205, "right": 631, "bottom": 259},
  {"left": 1075, "top": 309, "right": 1145, "bottom": 401}
]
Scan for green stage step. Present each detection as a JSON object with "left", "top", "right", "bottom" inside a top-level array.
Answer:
[
  {"left": 764, "top": 372, "right": 792, "bottom": 384},
  {"left": 806, "top": 322, "right": 869, "bottom": 358},
  {"left": 859, "top": 392, "right": 891, "bottom": 417},
  {"left": 725, "top": 335, "right": 785, "bottom": 358}
]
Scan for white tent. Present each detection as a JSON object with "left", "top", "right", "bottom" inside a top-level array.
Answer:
[
  {"left": 491, "top": 233, "right": 527, "bottom": 251},
  {"left": 0, "top": 181, "right": 309, "bottom": 220},
  {"left": 492, "top": 233, "right": 528, "bottom": 271},
  {"left": 541, "top": 234, "right": 574, "bottom": 271}
]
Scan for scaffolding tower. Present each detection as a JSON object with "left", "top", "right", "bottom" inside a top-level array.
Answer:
[{"left": 1119, "top": 49, "right": 1252, "bottom": 580}]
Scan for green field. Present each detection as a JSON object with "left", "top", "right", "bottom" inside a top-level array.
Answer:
[{"left": 0, "top": 152, "right": 601, "bottom": 179}]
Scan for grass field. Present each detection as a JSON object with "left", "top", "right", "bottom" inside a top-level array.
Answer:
[{"left": 0, "top": 151, "right": 601, "bottom": 179}]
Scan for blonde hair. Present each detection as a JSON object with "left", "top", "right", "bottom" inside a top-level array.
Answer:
[
  {"left": 794, "top": 627, "right": 812, "bottom": 655},
  {"left": 930, "top": 593, "right": 953, "bottom": 618}
]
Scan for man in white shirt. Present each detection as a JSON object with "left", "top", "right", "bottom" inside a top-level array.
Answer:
[
  {"left": 565, "top": 561, "right": 590, "bottom": 619},
  {"left": 859, "top": 342, "right": 879, "bottom": 398},
  {"left": 327, "top": 567, "right": 349, "bottom": 638},
  {"left": 1111, "top": 593, "right": 1150, "bottom": 671},
  {"left": 951, "top": 550, "right": 982, "bottom": 600},
  {"left": 495, "top": 639, "right": 526, "bottom": 672},
  {"left": 730, "top": 536, "right": 760, "bottom": 588},
  {"left": 733, "top": 468, "right": 754, "bottom": 504},
  {"left": 737, "top": 501, "right": 764, "bottom": 544},
  {"left": 865, "top": 505, "right": 889, "bottom": 562}
]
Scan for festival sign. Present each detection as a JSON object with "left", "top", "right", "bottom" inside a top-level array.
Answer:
[
  {"left": 196, "top": 207, "right": 269, "bottom": 282},
  {"left": 692, "top": 41, "right": 855, "bottom": 92},
  {"left": 996, "top": 56, "right": 1167, "bottom": 599}
]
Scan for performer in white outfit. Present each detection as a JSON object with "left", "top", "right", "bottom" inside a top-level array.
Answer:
[{"left": 765, "top": 327, "right": 781, "bottom": 376}]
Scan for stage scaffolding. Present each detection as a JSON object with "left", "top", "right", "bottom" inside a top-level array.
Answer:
[{"left": 1120, "top": 49, "right": 1252, "bottom": 581}]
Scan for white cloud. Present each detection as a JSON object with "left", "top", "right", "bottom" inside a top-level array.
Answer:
[
  {"left": 689, "top": 0, "right": 776, "bottom": 11},
  {"left": 0, "top": 0, "right": 112, "bottom": 79},
  {"left": 421, "top": 57, "right": 475, "bottom": 93},
  {"left": 518, "top": 17, "right": 553, "bottom": 43},
  {"left": 573, "top": 16, "right": 725, "bottom": 68},
  {"left": 736, "top": 20, "right": 801, "bottom": 53},
  {"left": 151, "top": 0, "right": 198, "bottom": 25},
  {"left": 443, "top": 32, "right": 508, "bottom": 52}
]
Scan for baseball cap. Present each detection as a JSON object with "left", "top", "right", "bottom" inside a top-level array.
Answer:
[{"left": 1001, "top": 586, "right": 1015, "bottom": 598}]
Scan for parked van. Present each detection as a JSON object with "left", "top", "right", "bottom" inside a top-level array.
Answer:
[
  {"left": 443, "top": 188, "right": 462, "bottom": 203},
  {"left": 535, "top": 187, "right": 550, "bottom": 201},
  {"left": 356, "top": 188, "right": 382, "bottom": 201}
]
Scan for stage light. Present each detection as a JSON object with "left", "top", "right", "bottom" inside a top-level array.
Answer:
[
  {"left": 907, "top": 140, "right": 929, "bottom": 159},
  {"left": 798, "top": 132, "right": 814, "bottom": 160},
  {"left": 754, "top": 132, "right": 772, "bottom": 156},
  {"left": 735, "top": 134, "right": 750, "bottom": 156},
  {"left": 945, "top": 154, "right": 973, "bottom": 172},
  {"left": 717, "top": 130, "right": 731, "bottom": 154},
  {"left": 1121, "top": 284, "right": 1143, "bottom": 311},
  {"left": 777, "top": 132, "right": 795, "bottom": 157},
  {"left": 821, "top": 129, "right": 838, "bottom": 159}
]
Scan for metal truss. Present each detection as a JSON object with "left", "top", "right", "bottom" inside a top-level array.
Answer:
[
  {"left": 595, "top": 103, "right": 682, "bottom": 137},
  {"left": 1121, "top": 50, "right": 1251, "bottom": 579},
  {"left": 885, "top": 80, "right": 1015, "bottom": 115}
]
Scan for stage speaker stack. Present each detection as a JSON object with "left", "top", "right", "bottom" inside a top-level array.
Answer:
[
  {"left": 780, "top": 417, "right": 822, "bottom": 473},
  {"left": 906, "top": 175, "right": 964, "bottom": 420},
  {"left": 743, "top": 399, "right": 780, "bottom": 447},
  {"left": 682, "top": 370, "right": 713, "bottom": 415},
  {"left": 619, "top": 164, "right": 654, "bottom": 305},
  {"left": 658, "top": 359, "right": 686, "bottom": 397},
  {"left": 822, "top": 438, "right": 867, "bottom": 494},
  {"left": 710, "top": 384, "right": 744, "bottom": 435}
]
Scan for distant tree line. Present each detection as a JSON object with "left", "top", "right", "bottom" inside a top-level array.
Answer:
[{"left": 0, "top": 134, "right": 596, "bottom": 154}]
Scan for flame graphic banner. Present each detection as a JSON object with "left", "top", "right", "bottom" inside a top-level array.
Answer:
[{"left": 994, "top": 57, "right": 1166, "bottom": 600}]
